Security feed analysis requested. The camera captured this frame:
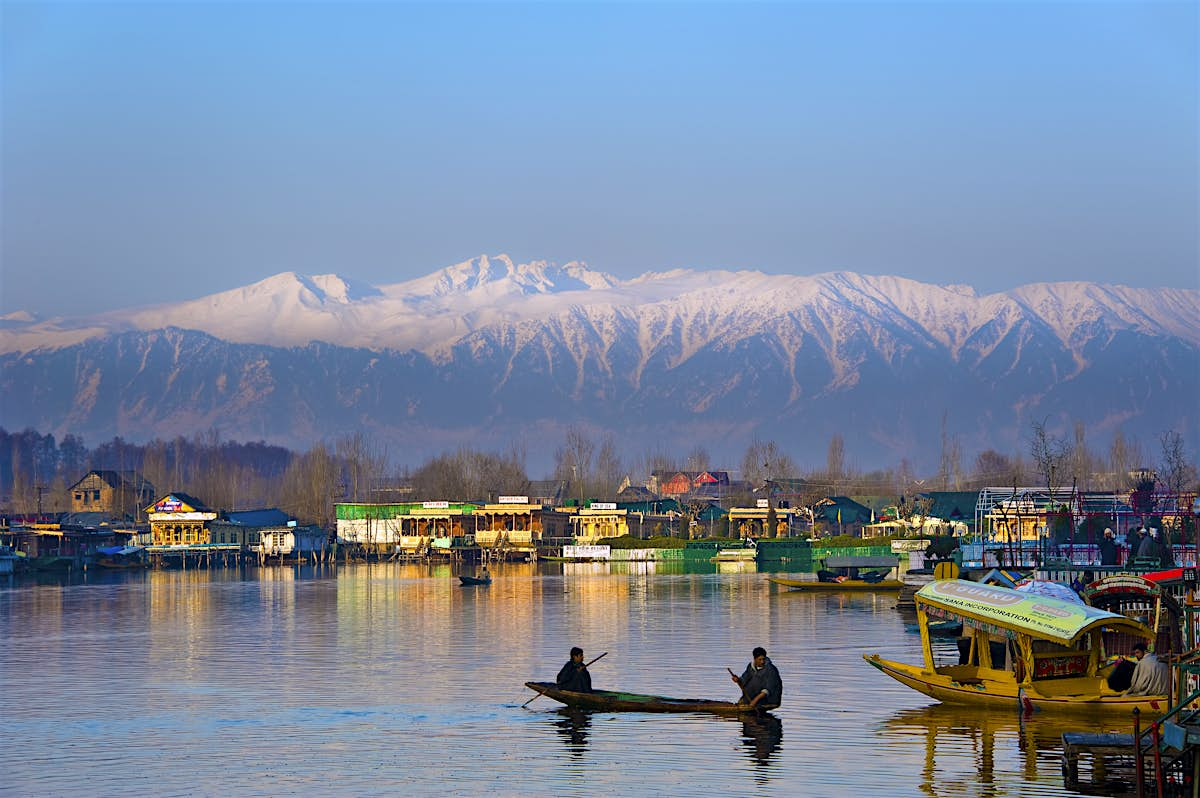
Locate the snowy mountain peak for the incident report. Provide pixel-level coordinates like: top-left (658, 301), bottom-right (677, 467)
top-left (396, 254), bottom-right (617, 299)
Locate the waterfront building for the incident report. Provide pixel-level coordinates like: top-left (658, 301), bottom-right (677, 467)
top-left (540, 502), bottom-right (629, 545)
top-left (617, 499), bottom-right (684, 538)
top-left (147, 493), bottom-right (217, 545)
top-left (335, 501), bottom-right (478, 554)
top-left (473, 497), bottom-right (543, 554)
top-left (728, 503), bottom-right (805, 538)
top-left (69, 470), bottom-right (156, 519)
top-left (258, 523), bottom-right (328, 560)
top-left (208, 508), bottom-right (294, 551)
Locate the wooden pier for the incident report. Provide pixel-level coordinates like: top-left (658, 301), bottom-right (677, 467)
top-left (1062, 732), bottom-right (1136, 790)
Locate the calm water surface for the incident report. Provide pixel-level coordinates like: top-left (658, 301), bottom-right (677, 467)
top-left (1, 563), bottom-right (1133, 797)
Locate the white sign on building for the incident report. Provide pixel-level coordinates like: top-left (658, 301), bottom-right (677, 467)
top-left (423, 501), bottom-right (450, 509)
top-left (591, 502), bottom-right (617, 510)
top-left (499, 496), bottom-right (529, 504)
top-left (563, 545), bottom-right (611, 560)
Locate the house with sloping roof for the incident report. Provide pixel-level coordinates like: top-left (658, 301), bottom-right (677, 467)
top-left (145, 493), bottom-right (217, 546)
top-left (528, 480), bottom-right (569, 506)
top-left (812, 496), bottom-right (873, 537)
top-left (919, 491), bottom-right (980, 534)
top-left (69, 470), bottom-right (156, 519)
top-left (209, 508), bottom-right (295, 550)
top-left (617, 484), bottom-right (656, 501)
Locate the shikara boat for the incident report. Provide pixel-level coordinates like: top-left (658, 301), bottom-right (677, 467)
top-left (524, 682), bottom-right (768, 716)
top-left (769, 576), bottom-right (903, 592)
top-left (864, 579), bottom-right (1169, 715)
top-left (769, 556), bottom-right (902, 591)
top-left (459, 575), bottom-right (492, 586)
top-left (93, 545), bottom-right (149, 570)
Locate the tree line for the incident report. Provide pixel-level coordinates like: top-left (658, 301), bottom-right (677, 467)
top-left (1, 421), bottom-right (1195, 528)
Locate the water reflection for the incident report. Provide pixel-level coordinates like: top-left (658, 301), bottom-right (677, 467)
top-left (880, 704), bottom-right (1133, 798)
top-left (553, 708), bottom-right (592, 756)
top-left (2, 563), bottom-right (1110, 797)
top-left (739, 712), bottom-right (783, 774)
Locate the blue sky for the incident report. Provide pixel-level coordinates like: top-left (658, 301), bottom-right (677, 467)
top-left (2, 1), bottom-right (1197, 317)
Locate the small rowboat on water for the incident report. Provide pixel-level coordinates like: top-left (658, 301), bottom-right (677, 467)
top-left (459, 575), bottom-right (492, 586)
top-left (524, 682), bottom-right (771, 716)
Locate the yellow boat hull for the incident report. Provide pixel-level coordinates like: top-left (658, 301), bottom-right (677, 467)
top-left (769, 576), bottom-right (902, 592)
top-left (863, 654), bottom-right (1169, 715)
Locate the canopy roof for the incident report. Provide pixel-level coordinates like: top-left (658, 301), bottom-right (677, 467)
top-left (823, 555), bottom-right (898, 569)
top-left (916, 579), bottom-right (1151, 647)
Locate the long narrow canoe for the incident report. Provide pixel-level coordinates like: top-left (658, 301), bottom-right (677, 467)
top-left (524, 682), bottom-right (768, 716)
top-left (459, 575), bottom-right (492, 586)
top-left (768, 576), bottom-right (903, 592)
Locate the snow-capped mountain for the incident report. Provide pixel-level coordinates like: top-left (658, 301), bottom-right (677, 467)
top-left (1, 255), bottom-right (1196, 471)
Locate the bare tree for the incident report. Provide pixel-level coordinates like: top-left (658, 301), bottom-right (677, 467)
top-left (971, 449), bottom-right (1013, 489)
top-left (1070, 420), bottom-right (1094, 492)
top-left (336, 432), bottom-right (388, 503)
top-left (1160, 430), bottom-right (1197, 496)
top-left (741, 439), bottom-right (798, 488)
top-left (896, 493), bottom-right (935, 538)
top-left (593, 434), bottom-right (623, 499)
top-left (554, 425), bottom-right (596, 496)
top-left (892, 458), bottom-right (916, 496)
top-left (1029, 420), bottom-right (1073, 496)
top-left (938, 412), bottom-right (963, 490)
top-left (685, 446), bottom-right (710, 474)
top-left (642, 449), bottom-right (679, 475)
top-left (280, 442), bottom-right (338, 527)
top-left (1108, 429), bottom-right (1145, 493)
top-left (826, 434), bottom-right (846, 492)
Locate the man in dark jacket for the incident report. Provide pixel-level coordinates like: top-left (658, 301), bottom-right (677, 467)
top-left (1098, 528), bottom-right (1119, 566)
top-left (731, 646), bottom-right (782, 709)
top-left (556, 646), bottom-right (593, 692)
top-left (1135, 527), bottom-right (1158, 562)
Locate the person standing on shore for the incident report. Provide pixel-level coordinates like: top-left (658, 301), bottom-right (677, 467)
top-left (730, 646), bottom-right (782, 710)
top-left (1099, 528), bottom-right (1119, 566)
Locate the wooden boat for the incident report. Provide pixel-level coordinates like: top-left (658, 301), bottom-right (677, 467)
top-left (459, 575), bottom-right (492, 586)
top-left (864, 579), bottom-right (1169, 715)
top-left (769, 575), bottom-right (903, 592)
top-left (524, 682), bottom-right (768, 716)
top-left (771, 554), bottom-right (902, 591)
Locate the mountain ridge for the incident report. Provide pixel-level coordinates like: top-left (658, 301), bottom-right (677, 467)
top-left (1, 256), bottom-right (1196, 471)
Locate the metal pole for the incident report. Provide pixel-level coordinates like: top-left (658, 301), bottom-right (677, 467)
top-left (1135, 707), bottom-right (1144, 798)
top-left (1152, 722), bottom-right (1164, 798)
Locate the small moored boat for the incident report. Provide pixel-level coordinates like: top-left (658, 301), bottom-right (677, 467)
top-left (768, 576), bottom-right (903, 592)
top-left (524, 682), bottom-right (768, 716)
top-left (769, 555), bottom-right (903, 591)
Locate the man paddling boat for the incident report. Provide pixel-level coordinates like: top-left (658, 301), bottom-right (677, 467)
top-left (730, 646), bottom-right (782, 710)
top-left (557, 646), bottom-right (593, 693)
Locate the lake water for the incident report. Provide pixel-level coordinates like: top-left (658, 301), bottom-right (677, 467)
top-left (1, 562), bottom-right (1135, 797)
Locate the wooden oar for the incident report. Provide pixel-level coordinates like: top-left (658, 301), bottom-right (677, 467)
top-left (728, 666), bottom-right (754, 705)
top-left (522, 651), bottom-right (609, 708)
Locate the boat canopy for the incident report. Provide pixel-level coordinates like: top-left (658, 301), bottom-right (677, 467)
top-left (823, 555), bottom-right (898, 569)
top-left (96, 545), bottom-right (145, 556)
top-left (916, 579), bottom-right (1151, 647)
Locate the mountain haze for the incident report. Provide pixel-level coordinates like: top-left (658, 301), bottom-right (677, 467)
top-left (2, 255), bottom-right (1196, 473)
